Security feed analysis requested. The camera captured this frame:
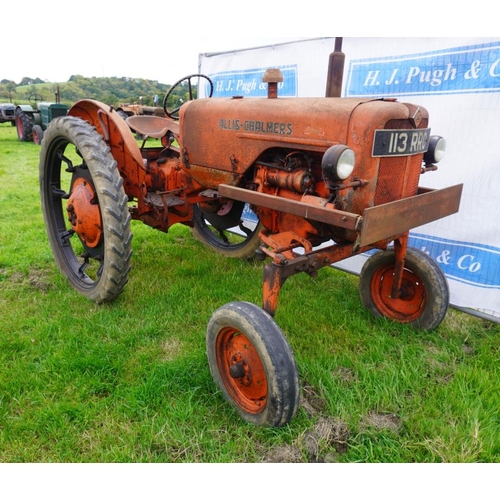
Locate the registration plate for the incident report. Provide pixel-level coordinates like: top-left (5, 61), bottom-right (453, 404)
top-left (372, 128), bottom-right (430, 157)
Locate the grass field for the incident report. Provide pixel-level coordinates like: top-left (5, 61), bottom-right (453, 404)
top-left (0, 121), bottom-right (499, 464)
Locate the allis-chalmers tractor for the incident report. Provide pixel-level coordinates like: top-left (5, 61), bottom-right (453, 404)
top-left (38, 45), bottom-right (463, 427)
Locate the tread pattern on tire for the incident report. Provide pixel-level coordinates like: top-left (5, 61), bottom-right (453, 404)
top-left (40, 116), bottom-right (133, 303)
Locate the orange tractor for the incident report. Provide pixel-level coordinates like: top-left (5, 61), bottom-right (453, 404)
top-left (38, 46), bottom-right (462, 426)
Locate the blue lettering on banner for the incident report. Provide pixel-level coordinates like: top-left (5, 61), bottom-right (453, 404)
top-left (346, 41), bottom-right (500, 97)
top-left (209, 66), bottom-right (298, 98)
top-left (408, 233), bottom-right (500, 289)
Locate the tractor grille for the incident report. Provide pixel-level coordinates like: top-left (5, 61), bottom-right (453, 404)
top-left (374, 154), bottom-right (421, 206)
top-left (373, 118), bottom-right (426, 206)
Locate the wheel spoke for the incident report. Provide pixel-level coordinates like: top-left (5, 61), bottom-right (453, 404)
top-left (239, 222), bottom-right (252, 237)
top-left (217, 229), bottom-right (230, 244)
top-left (57, 150), bottom-right (76, 173)
top-left (51, 186), bottom-right (70, 199)
top-left (60, 228), bottom-right (75, 244)
top-left (78, 255), bottom-right (90, 277)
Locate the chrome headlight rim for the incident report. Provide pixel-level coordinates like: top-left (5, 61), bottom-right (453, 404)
top-left (424, 135), bottom-right (446, 164)
top-left (322, 145), bottom-right (356, 182)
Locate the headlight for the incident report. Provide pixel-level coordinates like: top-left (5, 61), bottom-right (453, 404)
top-left (322, 145), bottom-right (355, 182)
top-left (424, 136), bottom-right (446, 164)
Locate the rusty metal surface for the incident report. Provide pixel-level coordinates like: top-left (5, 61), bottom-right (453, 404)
top-left (218, 184), bottom-right (361, 231)
top-left (65, 89), bottom-right (462, 323)
top-left (69, 100), bottom-right (146, 197)
top-left (126, 115), bottom-right (179, 138)
top-left (359, 184), bottom-right (463, 247)
top-left (325, 38), bottom-right (345, 98)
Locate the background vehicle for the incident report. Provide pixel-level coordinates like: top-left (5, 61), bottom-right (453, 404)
top-left (116, 103), bottom-right (166, 120)
top-left (0, 102), bottom-right (16, 125)
top-left (16, 93), bottom-right (68, 144)
top-left (38, 44), bottom-right (462, 427)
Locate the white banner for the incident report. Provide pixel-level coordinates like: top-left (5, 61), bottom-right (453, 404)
top-left (198, 37), bottom-right (500, 321)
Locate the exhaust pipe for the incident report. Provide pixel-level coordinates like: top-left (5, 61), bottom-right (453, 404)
top-left (325, 37), bottom-right (345, 98)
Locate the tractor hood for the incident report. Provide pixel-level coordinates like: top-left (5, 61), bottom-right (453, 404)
top-left (179, 96), bottom-right (427, 188)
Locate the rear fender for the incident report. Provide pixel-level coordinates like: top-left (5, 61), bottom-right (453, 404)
top-left (69, 99), bottom-right (146, 197)
top-left (16, 104), bottom-right (34, 113)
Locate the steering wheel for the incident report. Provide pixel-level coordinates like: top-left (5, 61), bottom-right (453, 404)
top-left (163, 74), bottom-right (213, 119)
top-left (29, 93), bottom-right (43, 105)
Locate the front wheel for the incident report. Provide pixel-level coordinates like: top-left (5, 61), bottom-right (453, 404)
top-left (32, 124), bottom-right (44, 145)
top-left (206, 302), bottom-right (300, 426)
top-left (359, 247), bottom-right (449, 330)
top-left (39, 116), bottom-right (133, 303)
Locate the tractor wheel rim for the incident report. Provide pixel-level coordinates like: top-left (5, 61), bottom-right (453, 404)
top-left (371, 265), bottom-right (426, 322)
top-left (216, 327), bottom-right (267, 414)
top-left (67, 178), bottom-right (103, 248)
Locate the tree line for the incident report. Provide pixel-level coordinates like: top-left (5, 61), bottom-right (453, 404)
top-left (0, 75), bottom-right (196, 108)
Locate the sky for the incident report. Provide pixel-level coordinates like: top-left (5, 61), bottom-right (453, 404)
top-left (3, 34), bottom-right (312, 85)
top-left (2, 1), bottom-right (492, 85)
top-left (1, 0), bottom-right (321, 84)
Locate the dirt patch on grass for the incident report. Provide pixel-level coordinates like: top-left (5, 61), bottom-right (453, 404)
top-left (360, 410), bottom-right (402, 433)
top-left (333, 365), bottom-right (357, 384)
top-left (161, 337), bottom-right (183, 362)
top-left (1, 268), bottom-right (54, 293)
top-left (261, 416), bottom-right (350, 463)
top-left (260, 383), bottom-right (351, 463)
top-left (300, 383), bottom-right (327, 417)
top-left (27, 268), bottom-right (53, 292)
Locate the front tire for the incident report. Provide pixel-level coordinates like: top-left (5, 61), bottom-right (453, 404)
top-left (39, 116), bottom-right (132, 303)
top-left (33, 124), bottom-right (44, 145)
top-left (359, 247), bottom-right (449, 330)
top-left (206, 302), bottom-right (300, 426)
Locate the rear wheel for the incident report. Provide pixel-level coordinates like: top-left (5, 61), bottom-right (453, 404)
top-left (206, 301), bottom-right (300, 426)
top-left (359, 247), bottom-right (449, 330)
top-left (39, 116), bottom-right (132, 303)
top-left (192, 201), bottom-right (263, 259)
top-left (16, 111), bottom-right (33, 142)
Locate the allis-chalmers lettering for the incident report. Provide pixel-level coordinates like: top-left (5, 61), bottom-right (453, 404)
top-left (219, 118), bottom-right (293, 135)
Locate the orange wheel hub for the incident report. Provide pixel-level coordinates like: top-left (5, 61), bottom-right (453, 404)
top-left (216, 327), bottom-right (267, 414)
top-left (67, 178), bottom-right (103, 248)
top-left (371, 265), bottom-right (426, 322)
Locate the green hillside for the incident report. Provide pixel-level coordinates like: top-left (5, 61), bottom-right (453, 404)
top-left (0, 75), bottom-right (190, 108)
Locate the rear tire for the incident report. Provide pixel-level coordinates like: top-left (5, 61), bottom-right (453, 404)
top-left (206, 301), bottom-right (300, 426)
top-left (16, 111), bottom-right (33, 142)
top-left (192, 201), bottom-right (263, 259)
top-left (39, 116), bottom-right (132, 303)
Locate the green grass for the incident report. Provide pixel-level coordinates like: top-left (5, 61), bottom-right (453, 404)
top-left (0, 122), bottom-right (499, 463)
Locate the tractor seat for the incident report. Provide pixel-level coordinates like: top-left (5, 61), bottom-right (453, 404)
top-left (126, 115), bottom-right (179, 139)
